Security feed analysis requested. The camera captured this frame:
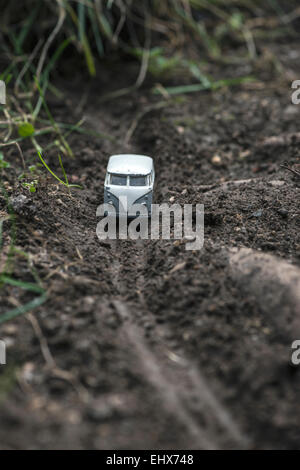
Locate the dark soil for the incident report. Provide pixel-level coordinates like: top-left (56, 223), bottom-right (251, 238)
top-left (0, 41), bottom-right (300, 449)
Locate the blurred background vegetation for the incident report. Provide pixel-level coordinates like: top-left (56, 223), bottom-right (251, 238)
top-left (0, 0), bottom-right (299, 155)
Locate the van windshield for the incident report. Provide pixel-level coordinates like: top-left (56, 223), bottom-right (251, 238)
top-left (110, 174), bottom-right (127, 186)
top-left (130, 175), bottom-right (147, 186)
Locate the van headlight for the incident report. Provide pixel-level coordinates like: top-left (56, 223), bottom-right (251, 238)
top-left (105, 191), bottom-right (119, 209)
top-left (134, 194), bottom-right (149, 205)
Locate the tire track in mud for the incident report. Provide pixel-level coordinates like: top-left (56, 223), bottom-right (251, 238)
top-left (95, 119), bottom-right (252, 448)
top-left (108, 238), bottom-right (250, 449)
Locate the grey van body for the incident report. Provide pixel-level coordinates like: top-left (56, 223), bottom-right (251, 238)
top-left (104, 154), bottom-right (155, 217)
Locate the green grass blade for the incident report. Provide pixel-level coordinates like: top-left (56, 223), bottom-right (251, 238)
top-left (0, 294), bottom-right (47, 325)
top-left (96, 11), bottom-right (113, 39)
top-left (0, 275), bottom-right (44, 293)
top-left (88, 6), bottom-right (104, 58)
top-left (65, 2), bottom-right (96, 77)
top-left (77, 2), bottom-right (86, 43)
top-left (36, 119), bottom-right (115, 141)
top-left (33, 78), bottom-right (49, 120)
top-left (38, 152), bottom-right (66, 185)
top-left (82, 38), bottom-right (97, 77)
top-left (154, 76), bottom-right (255, 95)
top-left (58, 154), bottom-right (69, 186)
top-left (37, 152), bottom-right (65, 185)
top-left (0, 63), bottom-right (14, 82)
top-left (187, 62), bottom-right (212, 87)
top-left (37, 152), bottom-right (82, 189)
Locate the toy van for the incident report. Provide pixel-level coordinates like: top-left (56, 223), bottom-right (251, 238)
top-left (104, 154), bottom-right (155, 217)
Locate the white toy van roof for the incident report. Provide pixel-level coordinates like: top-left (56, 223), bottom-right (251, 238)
top-left (107, 154), bottom-right (153, 175)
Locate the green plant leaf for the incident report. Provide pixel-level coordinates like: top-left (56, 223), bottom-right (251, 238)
top-left (229, 12), bottom-right (244, 30)
top-left (0, 152), bottom-right (10, 169)
top-left (18, 122), bottom-right (35, 138)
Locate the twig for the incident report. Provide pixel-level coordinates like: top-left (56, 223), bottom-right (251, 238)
top-left (15, 40), bottom-right (43, 97)
top-left (27, 312), bottom-right (56, 368)
top-left (15, 142), bottom-right (26, 170)
top-left (135, 9), bottom-right (151, 89)
top-left (36, 0), bottom-right (66, 82)
top-left (124, 101), bottom-right (168, 144)
top-left (112, 0), bottom-right (127, 44)
top-left (3, 109), bottom-right (13, 142)
top-left (27, 312), bottom-right (89, 402)
top-left (280, 162), bottom-right (300, 178)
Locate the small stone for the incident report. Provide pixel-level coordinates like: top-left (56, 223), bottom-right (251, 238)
top-left (84, 296), bottom-right (95, 306)
top-left (9, 194), bottom-right (37, 217)
top-left (176, 126), bottom-right (185, 134)
top-left (76, 339), bottom-right (90, 351)
top-left (277, 208), bottom-right (288, 218)
top-left (240, 150), bottom-right (251, 159)
top-left (261, 136), bottom-right (285, 147)
top-left (1, 324), bottom-right (18, 335)
top-left (211, 155), bottom-right (222, 165)
top-left (10, 194), bottom-right (28, 212)
top-left (67, 410), bottom-right (81, 425)
top-left (269, 180), bottom-right (285, 187)
top-left (183, 331), bottom-right (191, 341)
top-left (70, 175), bottom-right (79, 182)
top-left (252, 209), bottom-right (263, 218)
top-left (21, 362), bottom-right (35, 383)
top-left (262, 327), bottom-right (271, 335)
top-left (86, 401), bottom-right (114, 422)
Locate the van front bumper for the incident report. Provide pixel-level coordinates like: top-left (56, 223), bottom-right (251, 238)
top-left (105, 206), bottom-right (151, 219)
